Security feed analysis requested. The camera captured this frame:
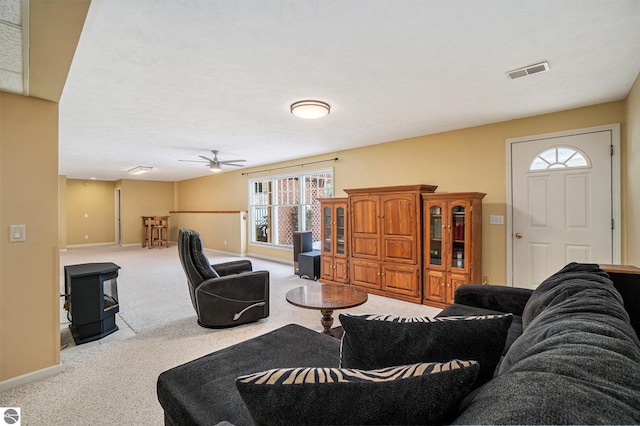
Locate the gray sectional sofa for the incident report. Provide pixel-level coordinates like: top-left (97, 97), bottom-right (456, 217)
top-left (157, 263), bottom-right (640, 425)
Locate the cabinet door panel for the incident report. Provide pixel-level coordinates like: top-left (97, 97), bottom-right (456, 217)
top-left (334, 258), bottom-right (349, 283)
top-left (449, 200), bottom-right (471, 273)
top-left (382, 195), bottom-right (416, 236)
top-left (321, 205), bottom-right (333, 254)
top-left (352, 237), bottom-right (379, 259)
top-left (351, 197), bottom-right (379, 234)
top-left (425, 202), bottom-right (447, 269)
top-left (335, 204), bottom-right (347, 257)
top-left (350, 260), bottom-right (381, 289)
top-left (320, 256), bottom-right (334, 281)
top-left (383, 264), bottom-right (420, 297)
top-left (382, 194), bottom-right (418, 263)
top-left (351, 196), bottom-right (380, 259)
top-left (425, 270), bottom-right (446, 303)
top-left (448, 273), bottom-right (470, 304)
top-left (384, 239), bottom-right (415, 263)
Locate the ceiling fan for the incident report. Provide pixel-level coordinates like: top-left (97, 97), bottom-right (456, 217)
top-left (179, 150), bottom-right (246, 173)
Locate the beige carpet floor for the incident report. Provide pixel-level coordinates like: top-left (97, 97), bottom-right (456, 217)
top-left (0, 244), bottom-right (440, 426)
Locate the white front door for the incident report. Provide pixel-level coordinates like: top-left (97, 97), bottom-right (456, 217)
top-left (507, 125), bottom-right (620, 289)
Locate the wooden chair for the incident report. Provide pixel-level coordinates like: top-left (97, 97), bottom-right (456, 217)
top-left (152, 216), bottom-right (169, 248)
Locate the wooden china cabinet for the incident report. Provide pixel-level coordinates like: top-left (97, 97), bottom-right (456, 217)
top-left (319, 198), bottom-right (349, 284)
top-left (345, 185), bottom-right (437, 303)
top-left (422, 192), bottom-right (485, 307)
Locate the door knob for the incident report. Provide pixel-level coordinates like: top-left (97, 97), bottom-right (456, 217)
top-left (515, 233), bottom-right (523, 239)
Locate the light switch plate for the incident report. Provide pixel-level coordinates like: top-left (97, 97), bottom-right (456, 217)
top-left (489, 215), bottom-right (504, 225)
top-left (10, 225), bottom-right (26, 242)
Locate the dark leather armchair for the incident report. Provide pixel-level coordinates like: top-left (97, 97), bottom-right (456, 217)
top-left (178, 228), bottom-right (270, 328)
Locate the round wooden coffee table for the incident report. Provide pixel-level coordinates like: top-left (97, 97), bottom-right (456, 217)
top-left (286, 283), bottom-right (368, 335)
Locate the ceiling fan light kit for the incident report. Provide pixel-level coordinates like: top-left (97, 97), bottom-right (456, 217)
top-left (290, 100), bottom-right (330, 119)
top-left (128, 166), bottom-right (153, 175)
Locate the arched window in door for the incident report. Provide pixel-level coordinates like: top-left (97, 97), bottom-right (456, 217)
top-left (529, 146), bottom-right (590, 171)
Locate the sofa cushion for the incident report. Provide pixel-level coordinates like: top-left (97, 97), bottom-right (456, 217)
top-left (339, 313), bottom-right (512, 388)
top-left (521, 262), bottom-right (614, 328)
top-left (453, 263), bottom-right (640, 425)
top-left (236, 360), bottom-right (479, 426)
top-left (448, 284), bottom-right (533, 317)
top-left (437, 304), bottom-right (523, 356)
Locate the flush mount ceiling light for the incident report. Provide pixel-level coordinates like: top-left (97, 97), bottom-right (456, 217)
top-left (506, 61), bottom-right (550, 79)
top-left (290, 100), bottom-right (330, 119)
top-left (128, 166), bottom-right (153, 175)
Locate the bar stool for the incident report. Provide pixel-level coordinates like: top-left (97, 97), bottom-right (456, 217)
top-left (152, 216), bottom-right (169, 248)
top-left (144, 216), bottom-right (154, 248)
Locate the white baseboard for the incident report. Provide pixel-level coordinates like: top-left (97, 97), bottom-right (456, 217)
top-left (0, 363), bottom-right (61, 392)
top-left (202, 247), bottom-right (294, 266)
top-left (66, 242), bottom-right (116, 248)
top-left (244, 252), bottom-right (294, 266)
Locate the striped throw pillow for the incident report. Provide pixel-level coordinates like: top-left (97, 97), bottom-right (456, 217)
top-left (236, 360), bottom-right (479, 425)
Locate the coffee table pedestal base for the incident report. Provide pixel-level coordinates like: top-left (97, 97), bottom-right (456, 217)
top-left (320, 309), bottom-right (334, 335)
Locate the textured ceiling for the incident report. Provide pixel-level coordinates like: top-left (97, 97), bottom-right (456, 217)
top-left (51, 1), bottom-right (640, 181)
top-left (0, 0), bottom-right (24, 95)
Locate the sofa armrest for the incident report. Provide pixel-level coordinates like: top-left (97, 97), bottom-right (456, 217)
top-left (211, 260), bottom-right (253, 276)
top-left (453, 284), bottom-right (533, 317)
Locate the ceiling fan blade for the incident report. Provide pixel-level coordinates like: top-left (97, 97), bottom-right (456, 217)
top-left (198, 155), bottom-right (215, 162)
top-left (219, 159), bottom-right (247, 164)
top-left (223, 163), bottom-right (245, 167)
top-left (179, 159), bottom-right (209, 163)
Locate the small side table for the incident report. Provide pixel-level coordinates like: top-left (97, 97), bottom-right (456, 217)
top-left (286, 283), bottom-right (368, 335)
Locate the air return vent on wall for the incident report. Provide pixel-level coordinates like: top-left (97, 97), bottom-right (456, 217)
top-left (506, 61), bottom-right (550, 79)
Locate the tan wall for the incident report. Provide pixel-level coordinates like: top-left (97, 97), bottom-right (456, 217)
top-left (66, 179), bottom-right (116, 245)
top-left (176, 100), bottom-right (629, 282)
top-left (60, 179), bottom-right (174, 247)
top-left (58, 176), bottom-right (67, 248)
top-left (117, 180), bottom-right (175, 245)
top-left (625, 73), bottom-right (640, 266)
top-left (0, 93), bottom-right (60, 381)
top-left (170, 212), bottom-right (247, 254)
top-left (176, 171), bottom-right (248, 211)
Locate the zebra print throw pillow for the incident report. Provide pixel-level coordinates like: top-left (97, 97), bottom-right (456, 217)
top-left (235, 360), bottom-right (479, 426)
top-left (339, 313), bottom-right (513, 388)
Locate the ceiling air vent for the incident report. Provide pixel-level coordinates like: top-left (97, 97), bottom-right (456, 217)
top-left (507, 61), bottom-right (550, 79)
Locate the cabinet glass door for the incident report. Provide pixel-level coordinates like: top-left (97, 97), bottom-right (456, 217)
top-left (323, 206), bottom-right (332, 253)
top-left (336, 206), bottom-right (345, 255)
top-left (429, 205), bottom-right (443, 266)
top-left (451, 205), bottom-right (466, 269)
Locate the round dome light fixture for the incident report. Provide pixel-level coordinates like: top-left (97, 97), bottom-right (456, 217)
top-left (290, 100), bottom-right (330, 119)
